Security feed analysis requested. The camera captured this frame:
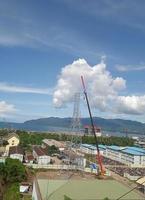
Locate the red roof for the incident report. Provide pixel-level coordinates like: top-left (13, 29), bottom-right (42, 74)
top-left (9, 146), bottom-right (23, 155)
top-left (26, 154), bottom-right (34, 161)
top-left (33, 146), bottom-right (46, 156)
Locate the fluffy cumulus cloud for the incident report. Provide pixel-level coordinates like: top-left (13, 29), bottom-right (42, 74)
top-left (53, 58), bottom-right (145, 116)
top-left (0, 101), bottom-right (16, 115)
top-left (115, 96), bottom-right (145, 115)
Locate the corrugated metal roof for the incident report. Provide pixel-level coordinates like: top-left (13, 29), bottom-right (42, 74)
top-left (121, 148), bottom-right (145, 156)
top-left (81, 144), bottom-right (145, 156)
top-left (98, 144), bottom-right (106, 149)
top-left (127, 147), bottom-right (145, 154)
top-left (81, 144), bottom-right (97, 150)
top-left (107, 145), bottom-right (122, 151)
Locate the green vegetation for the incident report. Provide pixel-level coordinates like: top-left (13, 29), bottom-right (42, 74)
top-left (3, 183), bottom-right (20, 200)
top-left (4, 158), bottom-right (26, 183)
top-left (82, 135), bottom-right (134, 146)
top-left (0, 158), bottom-right (26, 199)
top-left (23, 196), bottom-right (32, 200)
top-left (47, 145), bottom-right (59, 156)
top-left (17, 130), bottom-right (134, 149)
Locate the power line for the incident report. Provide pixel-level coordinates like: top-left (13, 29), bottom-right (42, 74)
top-left (116, 180), bottom-right (145, 200)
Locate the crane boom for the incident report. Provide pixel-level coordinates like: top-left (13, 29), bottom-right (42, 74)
top-left (81, 76), bottom-right (105, 175)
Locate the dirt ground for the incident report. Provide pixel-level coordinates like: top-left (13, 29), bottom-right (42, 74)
top-left (36, 170), bottom-right (97, 180)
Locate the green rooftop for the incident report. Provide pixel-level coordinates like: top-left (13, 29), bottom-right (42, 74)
top-left (37, 179), bottom-right (143, 200)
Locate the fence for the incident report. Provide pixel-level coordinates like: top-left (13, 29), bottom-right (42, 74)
top-left (25, 163), bottom-right (82, 170)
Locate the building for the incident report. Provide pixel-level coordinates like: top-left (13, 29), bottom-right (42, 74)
top-left (25, 154), bottom-right (34, 164)
top-left (135, 138), bottom-right (145, 148)
top-left (9, 146), bottom-right (24, 162)
top-left (136, 176), bottom-right (145, 194)
top-left (84, 125), bottom-right (102, 137)
top-left (42, 139), bottom-right (65, 151)
top-left (33, 146), bottom-right (50, 165)
top-left (80, 144), bottom-right (145, 167)
top-left (32, 177), bottom-right (142, 200)
top-left (1, 133), bottom-right (20, 156)
top-left (80, 144), bottom-right (103, 155)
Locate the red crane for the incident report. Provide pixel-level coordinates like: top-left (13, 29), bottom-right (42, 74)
top-left (81, 76), bottom-right (105, 175)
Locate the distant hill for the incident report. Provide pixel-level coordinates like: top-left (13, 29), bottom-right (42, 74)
top-left (0, 117), bottom-right (145, 135)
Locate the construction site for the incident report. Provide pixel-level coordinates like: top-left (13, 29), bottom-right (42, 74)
top-left (30, 77), bottom-right (145, 200)
top-left (32, 170), bottom-right (144, 200)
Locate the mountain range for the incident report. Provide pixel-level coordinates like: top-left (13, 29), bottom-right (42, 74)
top-left (0, 117), bottom-right (145, 135)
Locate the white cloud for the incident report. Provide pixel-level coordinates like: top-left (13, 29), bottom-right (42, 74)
top-left (53, 58), bottom-right (145, 116)
top-left (115, 96), bottom-right (145, 115)
top-left (0, 101), bottom-right (16, 115)
top-left (0, 83), bottom-right (51, 95)
top-left (53, 58), bottom-right (126, 110)
top-left (116, 64), bottom-right (145, 72)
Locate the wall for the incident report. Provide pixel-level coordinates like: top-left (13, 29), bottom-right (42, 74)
top-left (37, 156), bottom-right (50, 165)
top-left (10, 154), bottom-right (23, 162)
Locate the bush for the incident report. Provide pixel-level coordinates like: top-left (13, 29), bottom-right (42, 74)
top-left (3, 183), bottom-right (20, 200)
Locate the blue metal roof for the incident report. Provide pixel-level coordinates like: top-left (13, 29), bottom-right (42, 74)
top-left (82, 144), bottom-right (106, 150)
top-left (81, 144), bottom-right (96, 150)
top-left (121, 148), bottom-right (145, 156)
top-left (107, 145), bottom-right (122, 151)
top-left (98, 144), bottom-right (106, 149)
top-left (81, 144), bottom-right (145, 156)
top-left (127, 147), bottom-right (145, 154)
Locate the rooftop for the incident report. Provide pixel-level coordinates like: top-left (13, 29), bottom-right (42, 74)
top-left (42, 139), bottom-right (64, 148)
top-left (121, 148), bottom-right (145, 156)
top-left (36, 179), bottom-right (143, 200)
top-left (81, 144), bottom-right (145, 156)
top-left (33, 146), bottom-right (47, 156)
top-left (9, 146), bottom-right (23, 155)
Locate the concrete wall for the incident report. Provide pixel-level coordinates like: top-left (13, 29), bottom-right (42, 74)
top-left (37, 156), bottom-right (50, 165)
top-left (10, 154), bottom-right (23, 162)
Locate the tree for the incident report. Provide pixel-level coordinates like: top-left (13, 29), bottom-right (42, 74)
top-left (3, 183), bottom-right (20, 200)
top-left (48, 145), bottom-right (59, 156)
top-left (5, 158), bottom-right (26, 183)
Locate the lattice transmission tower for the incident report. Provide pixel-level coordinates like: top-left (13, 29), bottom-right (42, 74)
top-left (71, 92), bottom-right (82, 146)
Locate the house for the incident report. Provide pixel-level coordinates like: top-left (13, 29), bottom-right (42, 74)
top-left (2, 132), bottom-right (20, 156)
top-left (33, 146), bottom-right (50, 165)
top-left (9, 146), bottom-right (24, 162)
top-left (25, 154), bottom-right (34, 164)
top-left (0, 132), bottom-right (20, 156)
top-left (42, 139), bottom-right (65, 151)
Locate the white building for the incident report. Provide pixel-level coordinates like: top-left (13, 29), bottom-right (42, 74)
top-left (33, 146), bottom-right (50, 165)
top-left (84, 126), bottom-right (102, 137)
top-left (9, 146), bottom-right (23, 162)
top-left (42, 139), bottom-right (65, 151)
top-left (0, 132), bottom-right (20, 157)
top-left (80, 144), bottom-right (103, 155)
top-left (80, 144), bottom-right (145, 167)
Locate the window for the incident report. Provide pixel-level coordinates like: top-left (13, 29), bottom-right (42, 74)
top-left (12, 140), bottom-right (15, 145)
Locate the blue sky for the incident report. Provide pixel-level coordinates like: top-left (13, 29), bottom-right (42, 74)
top-left (1, 0), bottom-right (145, 122)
